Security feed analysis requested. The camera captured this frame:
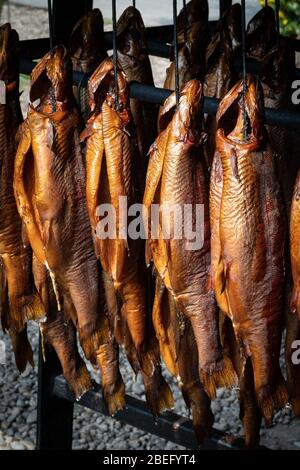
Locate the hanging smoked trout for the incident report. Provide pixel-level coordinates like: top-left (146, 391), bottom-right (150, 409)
top-left (210, 76), bottom-right (288, 441)
top-left (144, 79), bottom-right (236, 400)
top-left (153, 275), bottom-right (214, 442)
top-left (204, 3), bottom-right (241, 165)
top-left (14, 45), bottom-right (108, 362)
top-left (289, 172), bottom-right (300, 418)
top-left (116, 6), bottom-right (157, 181)
top-left (0, 23), bottom-right (44, 372)
top-left (82, 58), bottom-right (173, 417)
top-left (70, 8), bottom-right (107, 119)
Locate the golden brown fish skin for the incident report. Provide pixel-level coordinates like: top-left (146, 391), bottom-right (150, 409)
top-left (153, 275), bottom-right (214, 443)
top-left (210, 149), bottom-right (263, 447)
top-left (145, 80), bottom-right (236, 399)
top-left (213, 76), bottom-right (287, 421)
top-left (0, 23), bottom-right (44, 371)
top-left (246, 6), bottom-right (296, 214)
top-left (204, 4), bottom-right (241, 165)
top-left (116, 6), bottom-right (157, 177)
top-left (14, 46), bottom-right (107, 360)
top-left (83, 58), bottom-right (173, 417)
top-left (70, 8), bottom-right (107, 118)
top-left (32, 254), bottom-right (92, 399)
top-left (289, 171), bottom-right (300, 416)
top-left (290, 173), bottom-right (300, 321)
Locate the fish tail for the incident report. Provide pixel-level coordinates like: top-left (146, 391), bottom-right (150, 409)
top-left (10, 290), bottom-right (45, 331)
top-left (71, 361), bottom-right (92, 400)
top-left (102, 377), bottom-right (126, 416)
top-left (79, 323), bottom-right (110, 360)
top-left (181, 382), bottom-right (214, 444)
top-left (142, 364), bottom-right (174, 417)
top-left (257, 372), bottom-right (288, 423)
top-left (200, 356), bottom-right (238, 399)
top-left (291, 397), bottom-right (300, 418)
top-left (10, 327), bottom-right (34, 373)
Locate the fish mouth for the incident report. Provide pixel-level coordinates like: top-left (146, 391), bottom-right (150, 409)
top-left (88, 57), bottom-right (127, 112)
top-left (216, 74), bottom-right (265, 143)
top-left (30, 45), bottom-right (72, 104)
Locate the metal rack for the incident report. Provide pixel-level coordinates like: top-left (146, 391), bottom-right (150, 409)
top-left (16, 0), bottom-right (299, 450)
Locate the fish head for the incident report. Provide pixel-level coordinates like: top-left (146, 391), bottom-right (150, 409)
top-left (246, 6), bottom-right (277, 60)
top-left (216, 74), bottom-right (265, 144)
top-left (177, 0), bottom-right (209, 32)
top-left (30, 45), bottom-right (73, 104)
top-left (117, 6), bottom-right (147, 59)
top-left (177, 79), bottom-right (204, 145)
top-left (224, 3), bottom-right (242, 50)
top-left (88, 57), bottom-right (129, 124)
top-left (70, 8), bottom-right (104, 59)
top-left (0, 23), bottom-right (19, 85)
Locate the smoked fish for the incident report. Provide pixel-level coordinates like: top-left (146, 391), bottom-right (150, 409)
top-left (70, 8), bottom-right (107, 119)
top-left (144, 79), bottom-right (236, 399)
top-left (117, 6), bottom-right (157, 179)
top-left (32, 253), bottom-right (92, 399)
top-left (0, 23), bottom-right (44, 372)
top-left (153, 275), bottom-right (214, 442)
top-left (204, 3), bottom-right (241, 165)
top-left (82, 58), bottom-right (173, 416)
top-left (247, 6), bottom-right (300, 420)
top-left (210, 76), bottom-right (288, 429)
top-left (289, 171), bottom-right (300, 417)
top-left (14, 45), bottom-right (107, 361)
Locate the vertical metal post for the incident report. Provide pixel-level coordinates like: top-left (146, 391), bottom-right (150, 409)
top-left (36, 335), bottom-right (74, 450)
top-left (219, 0), bottom-right (232, 18)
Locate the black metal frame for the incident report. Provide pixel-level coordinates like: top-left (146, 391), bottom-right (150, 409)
top-left (14, 0), bottom-right (298, 450)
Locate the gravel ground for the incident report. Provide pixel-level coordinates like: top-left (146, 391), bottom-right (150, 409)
top-left (0, 3), bottom-right (299, 451)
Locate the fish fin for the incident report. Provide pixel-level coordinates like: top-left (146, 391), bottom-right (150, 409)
top-left (96, 339), bottom-right (126, 415)
top-left (181, 381), bottom-right (214, 444)
top-left (256, 372), bottom-right (288, 424)
top-left (102, 380), bottom-right (126, 416)
top-left (200, 356), bottom-right (238, 399)
top-left (141, 365), bottom-right (174, 417)
top-left (10, 327), bottom-right (34, 373)
top-left (9, 290), bottom-right (45, 330)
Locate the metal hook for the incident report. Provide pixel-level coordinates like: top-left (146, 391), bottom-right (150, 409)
top-left (47, 0), bottom-right (56, 113)
top-left (112, 0), bottom-right (119, 110)
top-left (241, 0), bottom-right (247, 140)
top-left (173, 0), bottom-right (179, 107)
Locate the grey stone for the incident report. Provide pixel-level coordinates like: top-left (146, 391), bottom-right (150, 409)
top-left (11, 441), bottom-right (26, 450)
top-left (7, 407), bottom-right (20, 424)
top-left (26, 410), bottom-right (37, 424)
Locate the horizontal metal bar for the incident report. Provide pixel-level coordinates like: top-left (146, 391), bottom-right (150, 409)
top-left (19, 58), bottom-right (300, 130)
top-left (19, 35), bottom-right (300, 80)
top-left (52, 374), bottom-right (247, 450)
